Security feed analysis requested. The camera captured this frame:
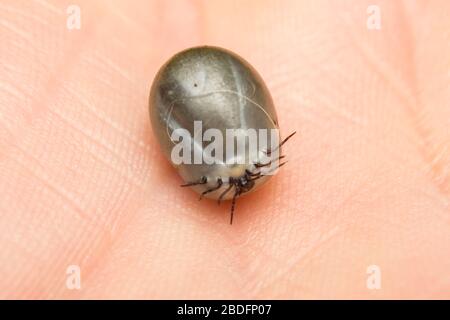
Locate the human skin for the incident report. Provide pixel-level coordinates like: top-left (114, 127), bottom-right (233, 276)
top-left (0, 0), bottom-right (449, 299)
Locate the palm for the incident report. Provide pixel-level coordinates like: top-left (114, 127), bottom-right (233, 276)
top-left (0, 0), bottom-right (449, 298)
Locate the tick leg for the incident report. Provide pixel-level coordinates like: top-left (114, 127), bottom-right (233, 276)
top-left (199, 178), bottom-right (223, 200)
top-left (230, 186), bottom-right (241, 225)
top-left (217, 184), bottom-right (233, 205)
top-left (245, 169), bottom-right (261, 177)
top-left (265, 161), bottom-right (288, 175)
top-left (250, 161), bottom-right (289, 181)
top-left (249, 175), bottom-right (263, 181)
top-left (265, 131), bottom-right (296, 155)
top-left (180, 176), bottom-right (207, 187)
top-left (255, 155), bottom-right (285, 168)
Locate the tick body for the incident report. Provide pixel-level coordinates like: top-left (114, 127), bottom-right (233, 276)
top-left (149, 46), bottom-right (294, 224)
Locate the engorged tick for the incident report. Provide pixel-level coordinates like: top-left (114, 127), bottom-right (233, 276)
top-left (149, 46), bottom-right (295, 224)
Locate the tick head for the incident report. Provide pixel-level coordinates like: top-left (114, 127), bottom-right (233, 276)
top-left (228, 169), bottom-right (256, 195)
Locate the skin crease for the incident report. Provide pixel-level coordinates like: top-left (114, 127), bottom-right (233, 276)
top-left (0, 0), bottom-right (449, 299)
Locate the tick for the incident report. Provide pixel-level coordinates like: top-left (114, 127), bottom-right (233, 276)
top-left (149, 46), bottom-right (295, 224)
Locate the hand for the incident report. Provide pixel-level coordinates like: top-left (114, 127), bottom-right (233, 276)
top-left (0, 0), bottom-right (449, 298)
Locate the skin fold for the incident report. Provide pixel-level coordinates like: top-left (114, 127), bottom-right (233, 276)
top-left (0, 0), bottom-right (449, 299)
